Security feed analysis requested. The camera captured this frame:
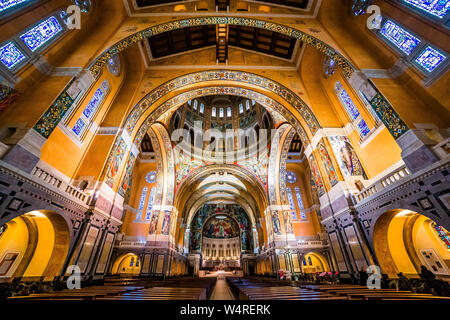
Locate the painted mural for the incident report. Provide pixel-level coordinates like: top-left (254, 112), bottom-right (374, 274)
top-left (308, 154), bottom-right (325, 197)
top-left (203, 216), bottom-right (240, 239)
top-left (189, 204), bottom-right (251, 252)
top-left (317, 142), bottom-right (339, 187)
top-left (272, 210), bottom-right (282, 235)
top-left (118, 152), bottom-right (136, 197)
top-left (328, 136), bottom-right (367, 178)
top-left (161, 210), bottom-right (171, 235)
top-left (105, 137), bottom-right (127, 187)
top-left (148, 211), bottom-right (159, 235)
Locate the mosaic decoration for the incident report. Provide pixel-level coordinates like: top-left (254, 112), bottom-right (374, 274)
top-left (145, 171), bottom-right (157, 184)
top-left (295, 187), bottom-right (307, 220)
top-left (161, 210), bottom-right (171, 235)
top-left (107, 54), bottom-right (121, 76)
top-left (414, 46), bottom-right (447, 73)
top-left (145, 187), bottom-right (156, 220)
top-left (20, 16), bottom-right (63, 52)
top-left (82, 80), bottom-right (109, 119)
top-left (0, 42), bottom-right (26, 69)
top-left (284, 211), bottom-right (294, 233)
top-left (88, 17), bottom-right (355, 79)
top-left (369, 92), bottom-right (408, 138)
top-left (135, 187), bottom-right (148, 220)
top-left (286, 171), bottom-right (297, 184)
top-left (379, 19), bottom-right (421, 55)
top-left (148, 210), bottom-right (159, 234)
top-left (271, 210), bottom-right (282, 235)
top-left (123, 72), bottom-right (318, 141)
top-left (0, 0), bottom-right (30, 12)
top-left (238, 154), bottom-right (268, 186)
top-left (268, 124), bottom-right (290, 205)
top-left (432, 223), bottom-right (450, 249)
top-left (328, 136), bottom-right (367, 178)
top-left (72, 118), bottom-right (86, 136)
top-left (402, 0), bottom-right (450, 19)
top-left (278, 127), bottom-right (296, 207)
top-left (286, 187), bottom-right (297, 220)
top-left (239, 110), bottom-right (257, 128)
top-left (105, 137), bottom-right (127, 187)
top-left (352, 0), bottom-right (373, 15)
top-left (308, 154), bottom-right (325, 197)
top-left (118, 152), bottom-right (136, 197)
top-left (0, 82), bottom-right (18, 112)
top-left (317, 142), bottom-right (339, 187)
top-left (190, 204), bottom-right (251, 252)
top-left (203, 216), bottom-right (240, 239)
top-left (33, 79), bottom-right (76, 139)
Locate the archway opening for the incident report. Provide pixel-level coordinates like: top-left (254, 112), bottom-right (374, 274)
top-left (111, 253), bottom-right (142, 276)
top-left (301, 252), bottom-right (330, 274)
top-left (0, 211), bottom-right (70, 281)
top-left (373, 209), bottom-right (450, 279)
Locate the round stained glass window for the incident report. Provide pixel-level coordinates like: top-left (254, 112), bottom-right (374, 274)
top-left (145, 171), bottom-right (157, 183)
top-left (107, 54), bottom-right (121, 76)
top-left (286, 171), bottom-right (296, 184)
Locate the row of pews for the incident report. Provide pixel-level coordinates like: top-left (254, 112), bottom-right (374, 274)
top-left (227, 277), bottom-right (450, 301)
top-left (8, 277), bottom-right (216, 301)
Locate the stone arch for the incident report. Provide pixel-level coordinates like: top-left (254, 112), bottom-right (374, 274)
top-left (0, 210), bottom-right (71, 281)
top-left (88, 17), bottom-right (355, 79)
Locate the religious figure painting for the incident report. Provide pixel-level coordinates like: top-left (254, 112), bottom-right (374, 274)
top-left (202, 216), bottom-right (240, 239)
top-left (105, 137), bottom-right (127, 187)
top-left (272, 210), bottom-right (282, 235)
top-left (317, 142), bottom-right (339, 187)
top-left (328, 136), bottom-right (367, 179)
top-left (161, 211), bottom-right (171, 235)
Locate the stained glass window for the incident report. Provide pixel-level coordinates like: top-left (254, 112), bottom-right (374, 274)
top-left (227, 107), bottom-right (232, 117)
top-left (336, 81), bottom-right (371, 139)
top-left (252, 100), bottom-right (256, 106)
top-left (193, 100), bottom-right (198, 110)
top-left (308, 256), bottom-right (312, 265)
top-left (415, 46), bottom-right (447, 72)
top-left (200, 103), bottom-right (204, 114)
top-left (82, 80), bottom-right (109, 119)
top-left (0, 41), bottom-right (26, 69)
top-left (432, 223), bottom-right (450, 249)
top-left (145, 171), bottom-right (157, 183)
top-left (130, 257), bottom-right (135, 267)
top-left (246, 100), bottom-right (250, 110)
top-left (286, 187), bottom-right (297, 220)
top-left (136, 187), bottom-right (148, 220)
top-left (286, 171), bottom-right (297, 184)
top-left (379, 19), bottom-right (421, 55)
top-left (295, 187), bottom-right (307, 220)
top-left (336, 82), bottom-right (360, 120)
top-left (358, 119), bottom-right (371, 137)
top-left (219, 108), bottom-right (224, 118)
top-left (72, 119), bottom-right (86, 136)
top-left (0, 0), bottom-right (30, 12)
top-left (145, 187), bottom-right (156, 220)
top-left (239, 104), bottom-right (244, 114)
top-left (402, 0), bottom-right (450, 19)
top-left (20, 16), bottom-right (64, 52)
top-left (212, 107), bottom-right (216, 117)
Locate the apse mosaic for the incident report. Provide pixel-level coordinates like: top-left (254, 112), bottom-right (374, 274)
top-left (202, 216), bottom-right (240, 239)
top-left (328, 136), bottom-right (367, 178)
top-left (190, 204), bottom-right (251, 252)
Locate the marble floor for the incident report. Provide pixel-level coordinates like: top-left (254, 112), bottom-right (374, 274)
top-left (209, 272), bottom-right (235, 300)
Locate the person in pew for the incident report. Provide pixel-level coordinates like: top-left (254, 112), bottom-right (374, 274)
top-left (397, 273), bottom-right (414, 292)
top-left (359, 268), bottom-right (368, 286)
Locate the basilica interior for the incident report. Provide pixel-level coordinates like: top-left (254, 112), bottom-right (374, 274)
top-left (0, 0), bottom-right (449, 302)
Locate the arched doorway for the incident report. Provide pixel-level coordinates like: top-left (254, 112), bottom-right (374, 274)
top-left (111, 253), bottom-right (142, 276)
top-left (373, 209), bottom-right (450, 278)
top-left (301, 252), bottom-right (330, 274)
top-left (0, 211), bottom-right (70, 281)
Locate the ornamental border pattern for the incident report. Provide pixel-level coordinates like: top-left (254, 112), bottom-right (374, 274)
top-left (123, 71), bottom-right (319, 141)
top-left (88, 17), bottom-right (355, 79)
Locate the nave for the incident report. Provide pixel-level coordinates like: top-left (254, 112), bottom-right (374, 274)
top-left (6, 275), bottom-right (450, 301)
